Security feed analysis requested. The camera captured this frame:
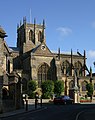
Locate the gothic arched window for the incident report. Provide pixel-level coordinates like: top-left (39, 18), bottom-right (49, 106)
top-left (61, 60), bottom-right (71, 75)
top-left (38, 31), bottom-right (42, 42)
top-left (69, 80), bottom-right (74, 89)
top-left (38, 63), bottom-right (51, 86)
top-left (81, 81), bottom-right (87, 91)
top-left (74, 61), bottom-right (82, 76)
top-left (29, 30), bottom-right (34, 43)
top-left (8, 60), bottom-right (10, 73)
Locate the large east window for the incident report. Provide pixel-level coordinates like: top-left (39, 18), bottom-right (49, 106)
top-left (38, 63), bottom-right (51, 86)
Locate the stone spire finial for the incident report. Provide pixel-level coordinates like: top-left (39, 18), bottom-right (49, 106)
top-left (42, 19), bottom-right (45, 41)
top-left (71, 49), bottom-right (73, 75)
top-left (33, 18), bottom-right (36, 44)
top-left (58, 47), bottom-right (60, 60)
top-left (84, 50), bottom-right (86, 76)
top-left (90, 66), bottom-right (92, 78)
top-left (34, 18), bottom-right (36, 25)
top-left (20, 20), bottom-right (22, 26)
top-left (84, 50), bottom-right (86, 57)
top-left (17, 23), bottom-right (19, 29)
top-left (23, 16), bottom-right (26, 24)
top-left (43, 19), bottom-right (45, 28)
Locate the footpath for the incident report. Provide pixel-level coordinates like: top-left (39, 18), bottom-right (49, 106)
top-left (0, 99), bottom-right (50, 119)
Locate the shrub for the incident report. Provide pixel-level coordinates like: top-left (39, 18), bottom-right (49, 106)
top-left (28, 80), bottom-right (37, 98)
top-left (28, 91), bottom-right (35, 99)
top-left (28, 80), bottom-right (37, 91)
top-left (41, 80), bottom-right (54, 99)
top-left (86, 83), bottom-right (93, 98)
top-left (54, 80), bottom-right (64, 96)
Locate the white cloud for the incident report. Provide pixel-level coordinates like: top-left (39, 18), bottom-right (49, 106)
top-left (92, 21), bottom-right (95, 28)
top-left (88, 50), bottom-right (95, 58)
top-left (57, 27), bottom-right (72, 37)
top-left (87, 50), bottom-right (95, 72)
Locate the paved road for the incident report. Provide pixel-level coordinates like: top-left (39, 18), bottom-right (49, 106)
top-left (1, 103), bottom-right (95, 120)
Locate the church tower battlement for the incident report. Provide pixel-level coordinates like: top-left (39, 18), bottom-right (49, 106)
top-left (17, 17), bottom-right (46, 54)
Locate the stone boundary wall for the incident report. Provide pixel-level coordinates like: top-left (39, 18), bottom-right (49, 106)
top-left (2, 100), bottom-right (15, 112)
top-left (23, 99), bottom-right (51, 105)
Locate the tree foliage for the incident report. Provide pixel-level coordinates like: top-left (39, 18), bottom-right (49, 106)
top-left (41, 80), bottom-right (54, 99)
top-left (86, 83), bottom-right (93, 98)
top-left (54, 80), bottom-right (64, 96)
top-left (28, 80), bottom-right (37, 98)
top-left (28, 80), bottom-right (37, 91)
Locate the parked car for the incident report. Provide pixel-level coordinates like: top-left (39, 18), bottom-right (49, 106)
top-left (53, 95), bottom-right (74, 105)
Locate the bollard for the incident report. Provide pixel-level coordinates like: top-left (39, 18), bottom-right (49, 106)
top-left (35, 99), bottom-right (38, 109)
top-left (40, 97), bottom-right (42, 107)
top-left (24, 94), bottom-right (28, 111)
top-left (35, 92), bottom-right (38, 109)
top-left (25, 99), bottom-right (28, 111)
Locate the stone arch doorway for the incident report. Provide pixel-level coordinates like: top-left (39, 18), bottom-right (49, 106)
top-left (2, 87), bottom-right (9, 99)
top-left (69, 80), bottom-right (74, 99)
top-left (37, 62), bottom-right (51, 86)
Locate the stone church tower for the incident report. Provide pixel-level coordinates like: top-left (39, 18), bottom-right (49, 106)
top-left (17, 18), bottom-right (46, 55)
top-left (15, 18), bottom-right (56, 91)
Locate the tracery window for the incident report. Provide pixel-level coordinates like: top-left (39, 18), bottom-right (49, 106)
top-left (38, 63), bottom-right (51, 86)
top-left (29, 30), bottom-right (34, 43)
top-left (69, 80), bottom-right (74, 89)
top-left (61, 60), bottom-right (71, 75)
top-left (38, 31), bottom-right (42, 42)
top-left (74, 61), bottom-right (82, 76)
top-left (81, 81), bottom-right (87, 91)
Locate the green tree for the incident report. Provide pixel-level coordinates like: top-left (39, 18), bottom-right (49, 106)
top-left (28, 80), bottom-right (37, 98)
top-left (54, 80), bottom-right (64, 96)
top-left (86, 83), bottom-right (93, 99)
top-left (41, 80), bottom-right (54, 99)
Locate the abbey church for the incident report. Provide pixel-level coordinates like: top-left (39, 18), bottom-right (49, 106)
top-left (0, 17), bottom-right (95, 112)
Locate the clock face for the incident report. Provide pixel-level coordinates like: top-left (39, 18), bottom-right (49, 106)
top-left (41, 45), bottom-right (46, 50)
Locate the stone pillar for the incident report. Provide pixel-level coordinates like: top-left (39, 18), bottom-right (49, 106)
top-left (73, 69), bottom-right (79, 103)
top-left (0, 76), bottom-right (3, 113)
top-left (74, 91), bottom-right (79, 103)
top-left (56, 60), bottom-right (62, 80)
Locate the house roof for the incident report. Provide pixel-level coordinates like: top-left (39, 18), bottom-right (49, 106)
top-left (9, 47), bottom-right (19, 53)
top-left (30, 42), bottom-right (53, 56)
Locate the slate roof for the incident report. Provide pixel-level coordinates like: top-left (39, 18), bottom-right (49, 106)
top-left (9, 47), bottom-right (19, 52)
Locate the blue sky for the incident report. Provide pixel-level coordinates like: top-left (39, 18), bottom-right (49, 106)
top-left (0, 0), bottom-right (95, 72)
